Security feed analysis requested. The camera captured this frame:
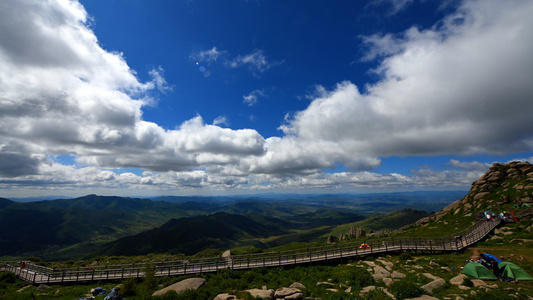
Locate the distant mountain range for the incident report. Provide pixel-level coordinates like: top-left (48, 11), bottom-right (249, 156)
top-left (0, 191), bottom-right (463, 259)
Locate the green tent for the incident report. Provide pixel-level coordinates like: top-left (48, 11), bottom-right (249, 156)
top-left (462, 262), bottom-right (498, 280)
top-left (499, 262), bottom-right (533, 281)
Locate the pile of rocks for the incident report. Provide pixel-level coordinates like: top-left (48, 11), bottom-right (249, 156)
top-left (416, 161), bottom-right (533, 226)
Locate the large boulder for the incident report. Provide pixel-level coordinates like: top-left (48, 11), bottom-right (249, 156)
top-left (245, 288), bottom-right (274, 300)
top-left (152, 278), bottom-right (205, 296)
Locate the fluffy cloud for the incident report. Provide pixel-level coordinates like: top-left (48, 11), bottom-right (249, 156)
top-left (281, 0), bottom-right (533, 165)
top-left (1, 0), bottom-right (532, 195)
top-left (0, 1), bottom-right (266, 180)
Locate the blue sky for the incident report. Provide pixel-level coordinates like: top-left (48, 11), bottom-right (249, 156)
top-left (1, 0), bottom-right (533, 197)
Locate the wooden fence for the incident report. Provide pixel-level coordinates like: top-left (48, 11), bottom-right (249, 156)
top-left (2, 207), bottom-right (531, 284)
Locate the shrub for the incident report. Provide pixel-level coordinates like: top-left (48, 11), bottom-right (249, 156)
top-left (399, 252), bottom-right (412, 261)
top-left (347, 267), bottom-right (374, 288)
top-left (0, 272), bottom-right (18, 284)
top-left (121, 277), bottom-right (137, 297)
top-left (143, 262), bottom-right (156, 290)
top-left (389, 279), bottom-right (425, 300)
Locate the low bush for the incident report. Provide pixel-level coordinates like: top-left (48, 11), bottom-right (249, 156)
top-left (346, 267), bottom-right (374, 288)
top-left (399, 252), bottom-right (412, 261)
top-left (389, 279), bottom-right (425, 300)
top-left (121, 277), bottom-right (137, 297)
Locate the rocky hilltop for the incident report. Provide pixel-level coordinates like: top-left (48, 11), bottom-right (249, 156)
top-left (417, 161), bottom-right (533, 225)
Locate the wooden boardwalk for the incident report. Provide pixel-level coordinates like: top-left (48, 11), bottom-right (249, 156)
top-left (2, 208), bottom-right (531, 284)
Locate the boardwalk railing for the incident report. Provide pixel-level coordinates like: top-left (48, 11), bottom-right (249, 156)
top-left (3, 207), bottom-right (531, 284)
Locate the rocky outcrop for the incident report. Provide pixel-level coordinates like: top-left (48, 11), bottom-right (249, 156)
top-left (420, 161), bottom-right (533, 223)
top-left (339, 226), bottom-right (365, 241)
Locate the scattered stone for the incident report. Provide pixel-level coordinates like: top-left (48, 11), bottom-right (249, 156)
top-left (326, 288), bottom-right (339, 293)
top-left (152, 277), bottom-right (205, 296)
top-left (345, 286), bottom-right (352, 293)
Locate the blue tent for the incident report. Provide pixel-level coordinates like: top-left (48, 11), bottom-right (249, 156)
top-left (483, 253), bottom-right (502, 264)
